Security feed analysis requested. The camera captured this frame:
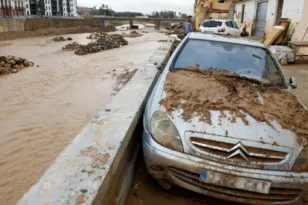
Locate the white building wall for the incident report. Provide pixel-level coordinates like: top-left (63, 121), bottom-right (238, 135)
top-left (62, 0), bottom-right (77, 16)
top-left (234, 0), bottom-right (305, 36)
top-left (234, 0), bottom-right (256, 35)
top-left (281, 0), bottom-right (304, 33)
top-left (25, 0), bottom-right (30, 15)
top-left (45, 0), bottom-right (52, 16)
top-left (22, 0), bottom-right (77, 16)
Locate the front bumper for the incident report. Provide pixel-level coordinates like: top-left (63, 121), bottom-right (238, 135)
top-left (143, 131), bottom-right (308, 205)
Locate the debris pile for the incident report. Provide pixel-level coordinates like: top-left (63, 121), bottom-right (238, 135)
top-left (0, 55), bottom-right (34, 75)
top-left (87, 32), bottom-right (106, 40)
top-left (62, 42), bottom-right (82, 51)
top-left (160, 66), bottom-right (308, 145)
top-left (123, 31), bottom-right (143, 38)
top-left (52, 36), bottom-right (73, 42)
top-left (63, 33), bottom-right (128, 55)
top-left (263, 18), bottom-right (290, 47)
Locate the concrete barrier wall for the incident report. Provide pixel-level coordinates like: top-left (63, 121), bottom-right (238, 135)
top-left (0, 19), bottom-right (25, 32)
top-left (24, 18), bottom-right (104, 31)
top-left (0, 18), bottom-right (103, 32)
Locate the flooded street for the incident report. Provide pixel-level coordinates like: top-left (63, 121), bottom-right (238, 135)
top-left (0, 31), bottom-right (166, 205)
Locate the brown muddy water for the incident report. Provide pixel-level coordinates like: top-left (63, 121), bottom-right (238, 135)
top-left (0, 31), bottom-right (166, 205)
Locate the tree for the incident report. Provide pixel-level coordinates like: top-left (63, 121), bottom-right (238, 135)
top-left (37, 0), bottom-right (45, 16)
top-left (102, 4), bottom-right (105, 9)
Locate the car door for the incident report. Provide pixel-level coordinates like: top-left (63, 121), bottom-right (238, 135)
top-left (210, 21), bottom-right (223, 34)
top-left (200, 20), bottom-right (211, 32)
top-left (225, 21), bottom-right (234, 35)
top-left (225, 21), bottom-right (241, 36)
top-left (231, 21), bottom-right (242, 37)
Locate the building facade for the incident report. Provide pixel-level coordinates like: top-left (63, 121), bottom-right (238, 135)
top-left (0, 0), bottom-right (25, 16)
top-left (233, 0), bottom-right (305, 37)
top-left (194, 0), bottom-right (233, 30)
top-left (24, 0), bottom-right (77, 16)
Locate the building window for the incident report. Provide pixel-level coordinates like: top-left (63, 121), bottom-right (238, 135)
top-left (218, 0), bottom-right (226, 3)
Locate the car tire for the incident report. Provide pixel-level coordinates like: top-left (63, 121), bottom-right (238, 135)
top-left (240, 33), bottom-right (244, 37)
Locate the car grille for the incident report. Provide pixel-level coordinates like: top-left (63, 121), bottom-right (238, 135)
top-left (169, 167), bottom-right (303, 203)
top-left (190, 137), bottom-right (287, 164)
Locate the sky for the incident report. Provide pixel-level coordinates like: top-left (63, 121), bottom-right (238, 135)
top-left (77, 0), bottom-right (195, 15)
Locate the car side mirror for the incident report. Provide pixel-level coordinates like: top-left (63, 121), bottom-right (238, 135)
top-left (289, 77), bottom-right (297, 89)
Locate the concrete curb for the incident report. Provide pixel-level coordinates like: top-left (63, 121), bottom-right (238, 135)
top-left (18, 41), bottom-right (174, 205)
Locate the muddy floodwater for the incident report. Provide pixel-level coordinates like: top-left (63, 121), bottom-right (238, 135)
top-left (0, 31), bottom-right (166, 205)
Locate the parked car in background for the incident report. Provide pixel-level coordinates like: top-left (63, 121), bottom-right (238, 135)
top-left (199, 19), bottom-right (243, 37)
top-left (143, 33), bottom-right (308, 205)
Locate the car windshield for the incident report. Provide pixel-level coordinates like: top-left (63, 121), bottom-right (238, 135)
top-left (173, 39), bottom-right (285, 86)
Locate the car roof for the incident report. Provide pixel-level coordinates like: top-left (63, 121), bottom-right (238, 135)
top-left (188, 33), bottom-right (267, 49)
top-left (203, 19), bottom-right (231, 22)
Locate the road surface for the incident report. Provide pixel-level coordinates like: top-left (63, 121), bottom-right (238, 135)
top-left (0, 30), bottom-right (167, 205)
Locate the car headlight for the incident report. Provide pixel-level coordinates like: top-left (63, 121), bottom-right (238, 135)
top-left (150, 111), bottom-right (183, 152)
top-left (292, 148), bottom-right (308, 172)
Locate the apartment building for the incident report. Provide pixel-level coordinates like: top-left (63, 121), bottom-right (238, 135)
top-left (194, 0), bottom-right (233, 30)
top-left (24, 0), bottom-right (77, 16)
top-left (0, 0), bottom-right (25, 16)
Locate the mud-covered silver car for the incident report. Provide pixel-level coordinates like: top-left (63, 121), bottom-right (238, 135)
top-left (143, 33), bottom-right (308, 204)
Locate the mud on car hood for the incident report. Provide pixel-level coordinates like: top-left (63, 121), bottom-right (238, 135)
top-left (165, 108), bottom-right (301, 171)
top-left (154, 69), bottom-right (307, 171)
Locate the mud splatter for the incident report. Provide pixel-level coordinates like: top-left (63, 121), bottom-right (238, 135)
top-left (76, 194), bottom-right (86, 204)
top-left (80, 146), bottom-right (110, 168)
top-left (113, 69), bottom-right (138, 93)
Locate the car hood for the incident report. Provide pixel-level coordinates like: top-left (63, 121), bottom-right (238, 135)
top-left (147, 71), bottom-right (301, 149)
top-left (145, 70), bottom-right (302, 170)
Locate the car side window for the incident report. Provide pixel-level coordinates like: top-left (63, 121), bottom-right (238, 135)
top-left (203, 21), bottom-right (210, 27)
top-left (211, 21), bottom-right (222, 27)
top-left (225, 21), bottom-right (233, 28)
top-left (232, 21), bottom-right (239, 29)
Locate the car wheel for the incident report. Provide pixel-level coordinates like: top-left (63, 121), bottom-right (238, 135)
top-left (240, 33), bottom-right (244, 37)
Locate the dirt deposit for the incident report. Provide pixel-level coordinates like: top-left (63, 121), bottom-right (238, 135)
top-left (160, 67), bottom-right (308, 145)
top-left (87, 32), bottom-right (108, 40)
top-left (62, 42), bottom-right (82, 51)
top-left (63, 33), bottom-right (128, 55)
top-left (123, 31), bottom-right (143, 38)
top-left (0, 25), bottom-right (116, 41)
top-left (113, 69), bottom-right (138, 93)
top-left (52, 36), bottom-right (73, 42)
top-left (0, 55), bottom-right (34, 75)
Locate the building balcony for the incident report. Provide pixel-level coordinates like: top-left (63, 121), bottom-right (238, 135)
top-left (208, 2), bottom-right (231, 13)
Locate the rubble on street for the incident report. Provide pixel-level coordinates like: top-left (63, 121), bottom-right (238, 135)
top-left (63, 33), bottom-right (128, 56)
top-left (86, 32), bottom-right (106, 40)
top-left (52, 36), bottom-right (73, 42)
top-left (123, 31), bottom-right (143, 38)
top-left (62, 42), bottom-right (82, 51)
top-left (0, 56), bottom-right (34, 75)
